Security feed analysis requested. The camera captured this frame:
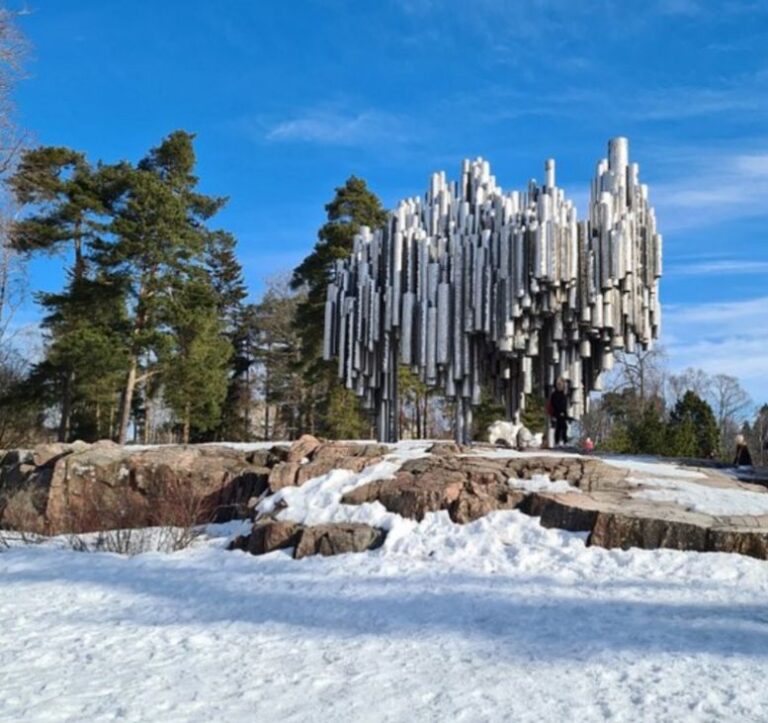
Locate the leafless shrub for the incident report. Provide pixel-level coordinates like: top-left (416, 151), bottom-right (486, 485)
top-left (0, 501), bottom-right (44, 548)
top-left (65, 477), bottom-right (214, 555)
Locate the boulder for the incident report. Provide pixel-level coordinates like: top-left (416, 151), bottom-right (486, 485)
top-left (293, 523), bottom-right (386, 559)
top-left (313, 442), bottom-right (389, 461)
top-left (230, 519), bottom-right (302, 555)
top-left (287, 435), bottom-right (322, 463)
top-left (267, 462), bottom-right (301, 493)
top-left (230, 519), bottom-right (386, 559)
top-left (296, 455), bottom-right (382, 485)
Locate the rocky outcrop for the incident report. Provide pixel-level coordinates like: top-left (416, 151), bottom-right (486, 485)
top-left (341, 454), bottom-right (621, 525)
top-left (230, 519), bottom-right (386, 559)
top-left (1, 443), bottom-right (273, 534)
top-left (339, 449), bottom-right (768, 560)
top-left (286, 434), bottom-right (322, 463)
top-left (266, 440), bottom-right (386, 493)
top-left (5, 438), bottom-right (768, 562)
top-left (0, 437), bottom-right (389, 535)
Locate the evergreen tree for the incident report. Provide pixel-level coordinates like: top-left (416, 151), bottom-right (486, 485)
top-left (398, 366), bottom-right (430, 439)
top-left (9, 147), bottom-right (107, 278)
top-left (627, 401), bottom-right (667, 455)
top-left (326, 385), bottom-right (370, 440)
top-left (291, 176), bottom-right (387, 437)
top-left (667, 390), bottom-right (719, 459)
top-left (521, 393), bottom-right (547, 434)
top-left (206, 230), bottom-right (247, 331)
top-left (252, 280), bottom-right (306, 440)
top-left (35, 273), bottom-right (129, 440)
top-left (98, 130), bottom-right (226, 443)
top-left (668, 416), bottom-right (699, 458)
top-left (161, 277), bottom-right (230, 443)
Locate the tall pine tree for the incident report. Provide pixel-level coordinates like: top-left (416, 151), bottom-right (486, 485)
top-left (97, 130), bottom-right (226, 443)
top-left (291, 176), bottom-right (387, 436)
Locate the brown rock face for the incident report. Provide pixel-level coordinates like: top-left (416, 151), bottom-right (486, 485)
top-left (339, 448), bottom-right (768, 560)
top-left (342, 457), bottom-right (533, 524)
top-left (293, 523), bottom-right (386, 559)
top-left (588, 511), bottom-right (710, 551)
top-left (267, 462), bottom-right (301, 493)
top-left (295, 455), bottom-right (383, 486)
top-left (1, 444), bottom-right (272, 534)
top-left (231, 519), bottom-right (386, 559)
top-left (230, 519), bottom-right (302, 555)
top-left (313, 442), bottom-right (389, 462)
top-left (286, 435), bottom-right (322, 463)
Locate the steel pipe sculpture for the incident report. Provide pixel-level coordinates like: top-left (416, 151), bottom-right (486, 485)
top-left (323, 138), bottom-right (662, 443)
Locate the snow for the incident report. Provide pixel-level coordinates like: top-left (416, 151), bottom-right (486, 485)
top-left (3, 444), bottom-right (768, 721)
top-left (258, 440), bottom-right (431, 528)
top-left (629, 477), bottom-right (768, 516)
top-left (600, 455), bottom-right (708, 479)
top-left (508, 473), bottom-right (582, 495)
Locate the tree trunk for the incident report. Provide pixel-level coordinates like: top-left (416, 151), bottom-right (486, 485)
top-left (183, 402), bottom-right (190, 444)
top-left (58, 371), bottom-right (73, 442)
top-left (144, 398), bottom-right (152, 444)
top-left (117, 358), bottom-right (137, 444)
top-left (264, 345), bottom-right (271, 440)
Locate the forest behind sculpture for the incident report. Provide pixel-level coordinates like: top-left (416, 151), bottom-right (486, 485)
top-left (323, 138), bottom-right (662, 443)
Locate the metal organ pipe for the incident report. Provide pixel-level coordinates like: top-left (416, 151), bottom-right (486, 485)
top-left (323, 138), bottom-right (662, 443)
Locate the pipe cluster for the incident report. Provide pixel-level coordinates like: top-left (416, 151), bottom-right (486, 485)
top-left (323, 138), bottom-right (662, 442)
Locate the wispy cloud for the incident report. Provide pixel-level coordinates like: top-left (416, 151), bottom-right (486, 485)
top-left (663, 296), bottom-right (768, 402)
top-left (650, 147), bottom-right (768, 230)
top-left (265, 109), bottom-right (406, 147)
top-left (666, 260), bottom-right (768, 276)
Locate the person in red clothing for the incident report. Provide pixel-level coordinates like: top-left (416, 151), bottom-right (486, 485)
top-left (549, 378), bottom-right (569, 447)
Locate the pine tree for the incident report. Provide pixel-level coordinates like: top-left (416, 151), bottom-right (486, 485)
top-left (398, 366), bottom-right (430, 439)
top-left (252, 280), bottom-right (306, 440)
top-left (291, 177), bottom-right (387, 436)
top-left (627, 401), bottom-right (667, 455)
top-left (9, 148), bottom-right (121, 439)
top-left (326, 385), bottom-right (370, 440)
top-left (99, 130), bottom-right (226, 443)
top-left (668, 390), bottom-right (719, 459)
top-left (161, 277), bottom-right (230, 443)
top-left (9, 147), bottom-right (107, 279)
top-left (205, 230), bottom-right (251, 440)
top-left (35, 273), bottom-right (129, 440)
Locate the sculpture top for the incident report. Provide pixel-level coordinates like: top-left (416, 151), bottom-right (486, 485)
top-left (324, 138), bottom-right (662, 443)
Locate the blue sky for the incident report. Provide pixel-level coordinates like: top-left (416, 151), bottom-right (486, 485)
top-left (10, 0), bottom-right (768, 403)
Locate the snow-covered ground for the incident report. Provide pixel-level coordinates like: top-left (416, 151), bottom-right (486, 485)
top-left (2, 447), bottom-right (768, 722)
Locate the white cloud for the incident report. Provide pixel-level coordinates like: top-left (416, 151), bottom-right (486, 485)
top-left (265, 110), bottom-right (405, 147)
top-left (651, 148), bottom-right (768, 230)
top-left (662, 296), bottom-right (768, 403)
top-left (666, 260), bottom-right (768, 276)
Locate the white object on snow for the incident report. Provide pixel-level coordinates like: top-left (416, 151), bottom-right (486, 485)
top-left (488, 420), bottom-right (521, 447)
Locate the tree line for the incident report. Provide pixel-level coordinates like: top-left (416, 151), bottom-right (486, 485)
top-left (581, 351), bottom-right (766, 464)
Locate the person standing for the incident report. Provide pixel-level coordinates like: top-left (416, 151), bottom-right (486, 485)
top-left (733, 434), bottom-right (753, 467)
top-left (549, 378), bottom-right (569, 447)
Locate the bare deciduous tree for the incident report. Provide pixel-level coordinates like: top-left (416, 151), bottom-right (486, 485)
top-left (710, 373), bottom-right (752, 452)
top-left (667, 367), bottom-right (711, 405)
top-left (0, 7), bottom-right (28, 356)
top-left (611, 346), bottom-right (667, 409)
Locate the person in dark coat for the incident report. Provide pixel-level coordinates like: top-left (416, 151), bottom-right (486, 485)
top-left (549, 378), bottom-right (569, 447)
top-left (733, 434), bottom-right (753, 467)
